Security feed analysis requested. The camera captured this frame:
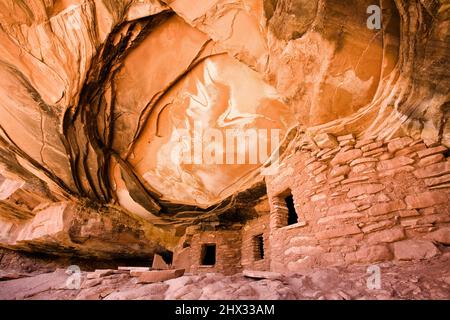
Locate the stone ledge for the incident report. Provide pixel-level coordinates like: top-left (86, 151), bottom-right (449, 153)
top-left (280, 221), bottom-right (308, 231)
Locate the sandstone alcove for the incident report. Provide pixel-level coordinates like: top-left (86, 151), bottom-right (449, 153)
top-left (0, 0), bottom-right (449, 300)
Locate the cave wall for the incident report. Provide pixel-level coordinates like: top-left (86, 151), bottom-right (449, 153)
top-left (0, 201), bottom-right (176, 259)
top-left (0, 0), bottom-right (448, 263)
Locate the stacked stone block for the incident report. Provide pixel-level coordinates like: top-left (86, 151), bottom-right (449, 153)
top-left (266, 134), bottom-right (450, 272)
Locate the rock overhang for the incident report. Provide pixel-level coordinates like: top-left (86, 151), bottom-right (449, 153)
top-left (0, 0), bottom-right (448, 258)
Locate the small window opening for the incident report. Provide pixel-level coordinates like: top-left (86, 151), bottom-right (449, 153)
top-left (254, 234), bottom-right (265, 261)
top-left (285, 194), bottom-right (298, 225)
top-left (201, 244), bottom-right (216, 266)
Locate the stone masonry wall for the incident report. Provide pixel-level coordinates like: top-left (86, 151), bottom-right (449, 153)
top-left (185, 230), bottom-right (242, 276)
top-left (173, 216), bottom-right (271, 274)
top-left (241, 215), bottom-right (271, 271)
top-left (266, 134), bottom-right (450, 272)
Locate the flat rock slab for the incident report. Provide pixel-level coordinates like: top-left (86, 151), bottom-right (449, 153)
top-left (118, 266), bottom-right (150, 272)
top-left (137, 269), bottom-right (185, 284)
top-left (424, 227), bottom-right (450, 245)
top-left (87, 269), bottom-right (125, 279)
top-left (393, 240), bottom-right (441, 260)
top-left (0, 269), bottom-right (69, 299)
top-left (0, 272), bottom-right (31, 281)
top-left (130, 270), bottom-right (148, 277)
top-left (152, 254), bottom-right (170, 270)
top-left (243, 270), bottom-right (283, 281)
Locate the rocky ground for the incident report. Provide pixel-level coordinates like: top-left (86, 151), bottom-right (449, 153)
top-left (0, 253), bottom-right (449, 300)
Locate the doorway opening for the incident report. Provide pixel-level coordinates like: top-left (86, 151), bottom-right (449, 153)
top-left (201, 244), bottom-right (216, 266)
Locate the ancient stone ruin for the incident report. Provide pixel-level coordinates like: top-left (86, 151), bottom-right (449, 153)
top-left (0, 0), bottom-right (449, 300)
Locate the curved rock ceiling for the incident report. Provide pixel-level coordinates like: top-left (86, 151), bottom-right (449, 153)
top-left (112, 15), bottom-right (293, 206)
top-left (0, 0), bottom-right (448, 229)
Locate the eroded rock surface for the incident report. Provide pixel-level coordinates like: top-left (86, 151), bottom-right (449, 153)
top-left (0, 0), bottom-right (448, 271)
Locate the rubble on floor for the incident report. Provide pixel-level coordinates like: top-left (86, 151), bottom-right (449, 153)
top-left (0, 254), bottom-right (449, 300)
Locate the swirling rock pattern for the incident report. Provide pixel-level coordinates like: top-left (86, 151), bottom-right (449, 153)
top-left (0, 0), bottom-right (448, 260)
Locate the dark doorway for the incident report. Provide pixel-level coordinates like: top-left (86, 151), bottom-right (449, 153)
top-left (201, 244), bottom-right (216, 265)
top-left (158, 250), bottom-right (173, 265)
top-left (285, 194), bottom-right (298, 225)
top-left (254, 234), bottom-right (265, 260)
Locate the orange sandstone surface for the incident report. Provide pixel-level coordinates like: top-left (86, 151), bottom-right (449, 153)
top-left (0, 0), bottom-right (449, 299)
